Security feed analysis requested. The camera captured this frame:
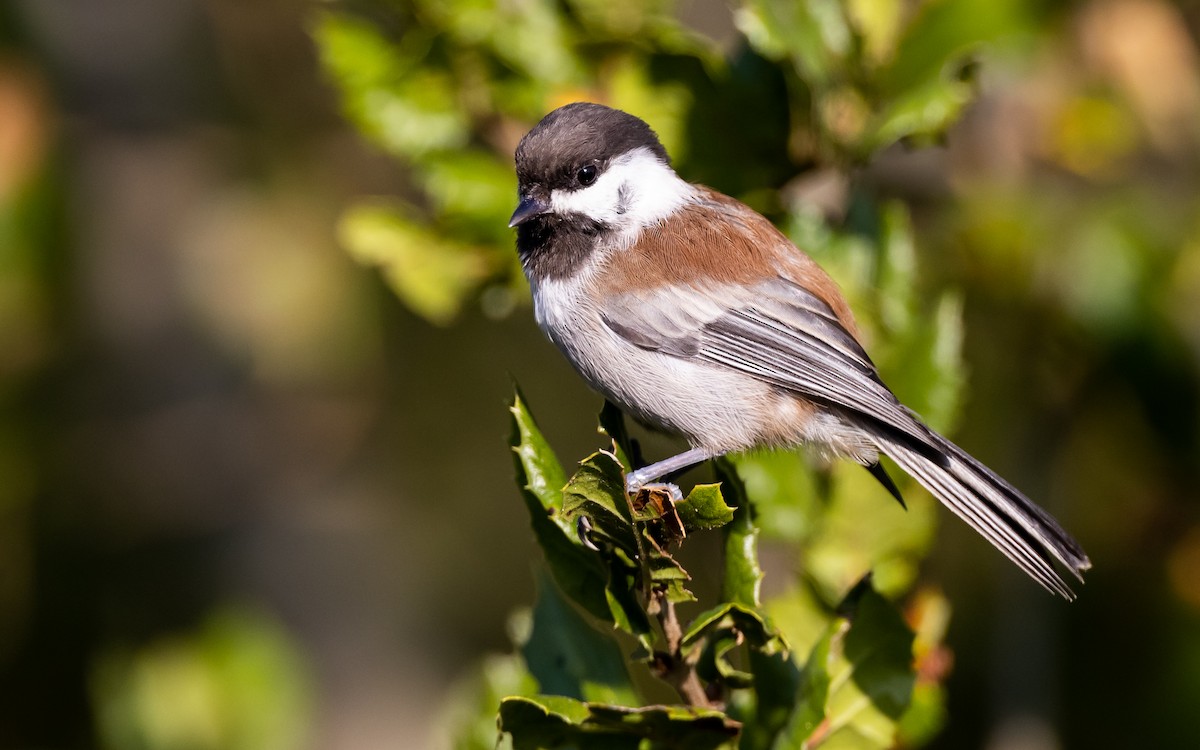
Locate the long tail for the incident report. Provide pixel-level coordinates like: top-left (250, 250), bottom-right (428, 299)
top-left (874, 430), bottom-right (1091, 599)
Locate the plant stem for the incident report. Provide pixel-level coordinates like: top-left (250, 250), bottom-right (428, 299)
top-left (656, 594), bottom-right (711, 708)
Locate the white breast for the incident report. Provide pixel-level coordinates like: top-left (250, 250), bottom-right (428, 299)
top-left (531, 274), bottom-right (791, 453)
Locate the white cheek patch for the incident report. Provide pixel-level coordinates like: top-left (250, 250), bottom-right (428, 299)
top-left (549, 147), bottom-right (696, 231)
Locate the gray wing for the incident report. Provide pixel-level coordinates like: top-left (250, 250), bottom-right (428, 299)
top-left (600, 277), bottom-right (943, 460)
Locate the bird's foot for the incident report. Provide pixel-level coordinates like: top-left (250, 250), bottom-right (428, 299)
top-left (626, 479), bottom-right (683, 503)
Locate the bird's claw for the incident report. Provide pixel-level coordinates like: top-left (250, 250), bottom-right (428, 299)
top-left (628, 481), bottom-right (683, 503)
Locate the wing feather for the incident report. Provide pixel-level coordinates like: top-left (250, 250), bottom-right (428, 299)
top-left (602, 278), bottom-right (942, 459)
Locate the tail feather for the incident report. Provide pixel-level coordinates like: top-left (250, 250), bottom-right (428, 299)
top-left (875, 431), bottom-right (1091, 600)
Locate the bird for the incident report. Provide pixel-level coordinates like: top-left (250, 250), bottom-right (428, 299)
top-left (507, 101), bottom-right (1090, 599)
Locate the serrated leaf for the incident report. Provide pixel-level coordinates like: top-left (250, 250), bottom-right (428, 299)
top-left (521, 574), bottom-right (639, 706)
top-left (510, 390), bottom-right (568, 520)
top-left (510, 391), bottom-right (613, 624)
top-left (676, 483), bottom-right (736, 531)
top-left (562, 450), bottom-right (638, 556)
top-left (642, 530), bottom-right (696, 604)
top-left (499, 696), bottom-right (740, 750)
top-left (560, 448), bottom-right (655, 644)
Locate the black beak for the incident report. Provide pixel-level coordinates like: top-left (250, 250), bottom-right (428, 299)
top-left (508, 193), bottom-right (551, 228)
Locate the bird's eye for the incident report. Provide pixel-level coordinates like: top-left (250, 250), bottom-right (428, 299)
top-left (576, 164), bottom-right (598, 186)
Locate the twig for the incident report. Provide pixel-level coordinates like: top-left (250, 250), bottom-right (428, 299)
top-left (654, 592), bottom-right (711, 708)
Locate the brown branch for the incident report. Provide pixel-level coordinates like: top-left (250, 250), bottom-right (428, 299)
top-left (654, 593), bottom-right (711, 708)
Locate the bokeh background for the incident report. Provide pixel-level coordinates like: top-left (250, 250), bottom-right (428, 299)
top-left (1, 0), bottom-right (1199, 748)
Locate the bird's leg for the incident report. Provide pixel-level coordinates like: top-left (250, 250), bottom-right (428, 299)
top-left (624, 447), bottom-right (714, 497)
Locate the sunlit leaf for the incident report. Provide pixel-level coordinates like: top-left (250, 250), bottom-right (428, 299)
top-left (717, 460), bottom-right (764, 608)
top-left (881, 0), bottom-right (1035, 96)
top-left (865, 76), bottom-right (974, 153)
top-left (846, 0), bottom-right (905, 65)
top-left (418, 150), bottom-right (517, 241)
top-left (771, 582), bottom-right (917, 750)
top-left (735, 0), bottom-right (851, 86)
top-left (607, 55), bottom-right (694, 161)
top-left (338, 202), bottom-right (488, 324)
top-left (676, 483), bottom-right (736, 532)
top-left (509, 391), bottom-right (613, 623)
top-left (314, 12), bottom-right (469, 157)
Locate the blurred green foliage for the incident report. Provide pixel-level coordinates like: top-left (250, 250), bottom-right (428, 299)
top-left (90, 607), bottom-right (314, 750)
top-left (314, 0), bottom-right (994, 326)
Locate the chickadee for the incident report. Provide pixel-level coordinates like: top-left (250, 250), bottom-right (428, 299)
top-left (509, 102), bottom-right (1090, 598)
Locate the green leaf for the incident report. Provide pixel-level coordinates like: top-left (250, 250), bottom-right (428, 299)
top-left (676, 483), bottom-right (736, 532)
top-left (510, 390), bottom-right (568, 520)
top-left (842, 587), bottom-right (916, 721)
top-left (864, 76), bottom-right (974, 153)
top-left (697, 631), bottom-right (754, 688)
top-left (896, 680), bottom-right (947, 748)
top-left (771, 581), bottom-right (918, 750)
top-left (561, 449), bottom-right (655, 642)
top-left (313, 12), bottom-right (469, 158)
top-left (772, 618), bottom-right (839, 750)
top-left (880, 0), bottom-right (1036, 97)
top-left (642, 530), bottom-right (696, 604)
top-left (499, 696), bottom-right (741, 750)
top-left (418, 150), bottom-right (517, 242)
top-left (509, 391), bottom-right (612, 624)
top-left (735, 0), bottom-right (851, 86)
top-left (338, 202), bottom-right (487, 325)
top-left (717, 460), bottom-right (763, 608)
top-left (91, 607), bottom-right (314, 750)
top-left (682, 603), bottom-right (782, 654)
top-left (521, 573), bottom-right (639, 706)
top-left (562, 450), bottom-right (638, 557)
